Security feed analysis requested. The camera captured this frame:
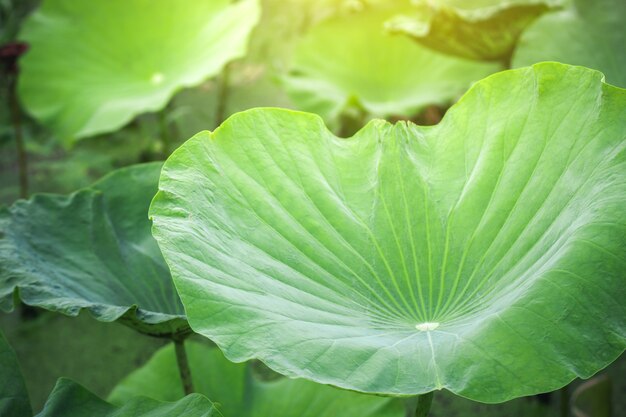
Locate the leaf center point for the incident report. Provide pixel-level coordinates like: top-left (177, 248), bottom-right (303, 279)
top-left (415, 322), bottom-right (440, 331)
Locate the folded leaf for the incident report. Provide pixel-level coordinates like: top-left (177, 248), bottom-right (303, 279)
top-left (386, 0), bottom-right (561, 61)
top-left (0, 163), bottom-right (187, 336)
top-left (151, 63), bottom-right (626, 402)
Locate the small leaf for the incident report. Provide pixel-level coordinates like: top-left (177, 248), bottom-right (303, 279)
top-left (0, 330), bottom-right (32, 417)
top-left (283, 4), bottom-right (498, 129)
top-left (109, 342), bottom-right (404, 417)
top-left (151, 63), bottom-right (626, 402)
top-left (38, 378), bottom-right (218, 417)
top-left (512, 0), bottom-right (626, 88)
top-left (0, 163), bottom-right (187, 336)
top-left (386, 0), bottom-right (561, 61)
top-left (17, 0), bottom-right (260, 141)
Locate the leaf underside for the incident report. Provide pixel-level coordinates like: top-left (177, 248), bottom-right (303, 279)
top-left (0, 331), bottom-right (32, 417)
top-left (386, 0), bottom-right (560, 61)
top-left (151, 63), bottom-right (626, 402)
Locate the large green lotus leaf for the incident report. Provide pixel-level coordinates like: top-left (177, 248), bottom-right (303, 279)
top-left (38, 378), bottom-right (218, 417)
top-left (0, 163), bottom-right (187, 336)
top-left (0, 330), bottom-right (32, 417)
top-left (512, 0), bottom-right (626, 88)
top-left (17, 0), bottom-right (260, 142)
top-left (283, 5), bottom-right (498, 129)
top-left (386, 0), bottom-right (561, 61)
top-left (109, 341), bottom-right (404, 417)
top-left (151, 63), bottom-right (626, 402)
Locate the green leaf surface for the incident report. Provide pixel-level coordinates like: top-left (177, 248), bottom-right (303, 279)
top-left (0, 163), bottom-right (187, 336)
top-left (512, 0), bottom-right (626, 88)
top-left (109, 341), bottom-right (404, 417)
top-left (0, 330), bottom-right (32, 417)
top-left (386, 0), bottom-right (560, 61)
top-left (38, 378), bottom-right (218, 417)
top-left (151, 63), bottom-right (626, 402)
top-left (17, 0), bottom-right (260, 141)
top-left (283, 5), bottom-right (498, 129)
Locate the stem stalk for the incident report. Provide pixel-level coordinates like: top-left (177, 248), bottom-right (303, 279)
top-left (173, 338), bottom-right (194, 395)
top-left (415, 392), bottom-right (434, 417)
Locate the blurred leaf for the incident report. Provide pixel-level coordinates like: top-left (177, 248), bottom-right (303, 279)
top-left (109, 341), bottom-right (404, 417)
top-left (0, 329), bottom-right (31, 417)
top-left (150, 63), bottom-right (626, 402)
top-left (386, 0), bottom-right (561, 62)
top-left (0, 163), bottom-right (187, 336)
top-left (18, 0), bottom-right (260, 142)
top-left (512, 0), bottom-right (626, 88)
top-left (572, 375), bottom-right (612, 417)
top-left (283, 4), bottom-right (498, 130)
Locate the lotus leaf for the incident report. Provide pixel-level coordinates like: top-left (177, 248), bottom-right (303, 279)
top-left (37, 379), bottom-right (218, 417)
top-left (151, 63), bottom-right (626, 402)
top-left (0, 163), bottom-right (187, 336)
top-left (386, 0), bottom-right (561, 61)
top-left (512, 0), bottom-right (626, 88)
top-left (283, 5), bottom-right (498, 129)
top-left (0, 330), bottom-right (31, 417)
top-left (17, 0), bottom-right (260, 141)
top-left (109, 341), bottom-right (404, 417)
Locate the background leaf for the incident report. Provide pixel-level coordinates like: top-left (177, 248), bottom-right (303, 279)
top-left (0, 330), bottom-right (31, 417)
top-left (283, 4), bottom-right (498, 130)
top-left (109, 341), bottom-right (404, 417)
top-left (0, 163), bottom-right (187, 336)
top-left (38, 378), bottom-right (219, 417)
top-left (17, 0), bottom-right (260, 141)
top-left (512, 0), bottom-right (626, 88)
top-left (386, 0), bottom-right (561, 61)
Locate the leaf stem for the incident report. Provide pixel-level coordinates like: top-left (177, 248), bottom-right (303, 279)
top-left (8, 72), bottom-right (28, 199)
top-left (173, 337), bottom-right (194, 395)
top-left (215, 63), bottom-right (231, 127)
top-left (415, 392), bottom-right (434, 417)
top-left (158, 108), bottom-right (171, 158)
top-left (560, 384), bottom-right (570, 417)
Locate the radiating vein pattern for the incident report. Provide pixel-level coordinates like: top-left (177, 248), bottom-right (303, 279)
top-left (151, 63), bottom-right (626, 402)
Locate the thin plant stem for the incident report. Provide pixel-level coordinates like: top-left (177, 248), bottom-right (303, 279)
top-left (560, 384), bottom-right (570, 417)
top-left (415, 392), bottom-right (434, 417)
top-left (214, 63), bottom-right (231, 127)
top-left (158, 108), bottom-right (171, 158)
top-left (8, 73), bottom-right (28, 199)
top-left (173, 337), bottom-right (194, 395)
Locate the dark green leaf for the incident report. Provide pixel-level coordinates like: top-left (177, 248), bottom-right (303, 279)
top-left (37, 378), bottom-right (218, 417)
top-left (0, 163), bottom-right (187, 336)
top-left (0, 330), bottom-right (32, 417)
